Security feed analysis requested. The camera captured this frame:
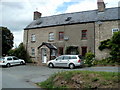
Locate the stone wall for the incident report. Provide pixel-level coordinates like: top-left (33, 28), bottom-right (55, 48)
top-left (95, 20), bottom-right (119, 60)
top-left (23, 20), bottom-right (119, 64)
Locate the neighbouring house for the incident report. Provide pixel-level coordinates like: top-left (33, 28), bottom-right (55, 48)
top-left (23, 0), bottom-right (120, 65)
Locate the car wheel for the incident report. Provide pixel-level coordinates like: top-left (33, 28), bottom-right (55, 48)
top-left (69, 64), bottom-right (75, 69)
top-left (20, 61), bottom-right (24, 65)
top-left (6, 63), bottom-right (11, 67)
top-left (48, 63), bottom-right (54, 68)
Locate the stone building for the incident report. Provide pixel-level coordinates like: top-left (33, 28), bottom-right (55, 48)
top-left (23, 0), bottom-right (119, 65)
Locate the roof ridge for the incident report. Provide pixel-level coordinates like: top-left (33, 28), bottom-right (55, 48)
top-left (41, 7), bottom-right (118, 18)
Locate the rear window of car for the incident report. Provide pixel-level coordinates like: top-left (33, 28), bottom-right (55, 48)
top-left (78, 55), bottom-right (83, 59)
top-left (70, 56), bottom-right (77, 59)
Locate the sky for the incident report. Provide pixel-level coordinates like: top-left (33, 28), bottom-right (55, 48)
top-left (0, 0), bottom-right (120, 48)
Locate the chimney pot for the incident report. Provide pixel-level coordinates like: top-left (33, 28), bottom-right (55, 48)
top-left (33, 11), bottom-right (42, 20)
top-left (97, 0), bottom-right (105, 12)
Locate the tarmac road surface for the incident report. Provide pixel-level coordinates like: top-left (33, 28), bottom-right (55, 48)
top-left (1, 64), bottom-right (120, 89)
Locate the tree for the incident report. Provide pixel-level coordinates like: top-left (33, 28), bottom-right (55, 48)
top-left (8, 43), bottom-right (32, 63)
top-left (0, 27), bottom-right (14, 56)
top-left (99, 31), bottom-right (120, 63)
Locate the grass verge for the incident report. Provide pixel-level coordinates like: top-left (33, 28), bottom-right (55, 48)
top-left (37, 70), bottom-right (120, 89)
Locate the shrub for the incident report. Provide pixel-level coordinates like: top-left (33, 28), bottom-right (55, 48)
top-left (8, 43), bottom-right (32, 63)
top-left (98, 31), bottom-right (120, 63)
top-left (84, 52), bottom-right (95, 67)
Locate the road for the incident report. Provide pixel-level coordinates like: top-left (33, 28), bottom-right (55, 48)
top-left (1, 64), bottom-right (120, 89)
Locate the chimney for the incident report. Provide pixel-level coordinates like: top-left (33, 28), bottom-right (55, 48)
top-left (97, 0), bottom-right (105, 12)
top-left (33, 11), bottom-right (42, 20)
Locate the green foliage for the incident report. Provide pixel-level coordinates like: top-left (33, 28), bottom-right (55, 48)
top-left (95, 57), bottom-right (120, 66)
top-left (110, 31), bottom-right (120, 62)
top-left (37, 70), bottom-right (120, 89)
top-left (8, 43), bottom-right (32, 63)
top-left (65, 46), bottom-right (79, 55)
top-left (98, 31), bottom-right (120, 63)
top-left (111, 31), bottom-right (120, 45)
top-left (0, 27), bottom-right (14, 56)
top-left (84, 52), bottom-right (95, 66)
top-left (99, 39), bottom-right (111, 51)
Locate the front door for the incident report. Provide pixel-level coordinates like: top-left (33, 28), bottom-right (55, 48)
top-left (81, 47), bottom-right (87, 56)
top-left (41, 48), bottom-right (47, 63)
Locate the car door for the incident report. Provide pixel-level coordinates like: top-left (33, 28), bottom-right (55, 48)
top-left (54, 56), bottom-right (63, 67)
top-left (60, 56), bottom-right (70, 67)
top-left (13, 57), bottom-right (20, 65)
top-left (7, 57), bottom-right (14, 65)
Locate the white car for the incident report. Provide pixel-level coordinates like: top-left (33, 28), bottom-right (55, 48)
top-left (0, 56), bottom-right (26, 67)
top-left (47, 55), bottom-right (83, 69)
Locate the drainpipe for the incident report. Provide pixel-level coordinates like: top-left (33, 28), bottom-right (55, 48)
top-left (94, 22), bottom-right (96, 56)
top-left (26, 29), bottom-right (29, 53)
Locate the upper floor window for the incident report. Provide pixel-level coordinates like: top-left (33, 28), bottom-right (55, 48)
top-left (81, 30), bottom-right (87, 40)
top-left (59, 32), bottom-right (64, 40)
top-left (31, 34), bottom-right (36, 42)
top-left (112, 28), bottom-right (119, 35)
top-left (48, 32), bottom-right (54, 41)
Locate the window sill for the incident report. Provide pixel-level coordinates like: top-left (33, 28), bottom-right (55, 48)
top-left (48, 40), bottom-right (54, 42)
top-left (81, 38), bottom-right (87, 40)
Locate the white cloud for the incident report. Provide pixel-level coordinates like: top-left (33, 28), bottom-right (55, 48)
top-left (13, 30), bottom-right (23, 48)
top-left (65, 0), bottom-right (96, 13)
top-left (104, 0), bottom-right (120, 8)
top-left (65, 0), bottom-right (119, 13)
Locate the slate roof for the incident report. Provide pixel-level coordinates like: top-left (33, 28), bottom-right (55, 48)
top-left (38, 42), bottom-right (57, 50)
top-left (24, 7), bottom-right (119, 30)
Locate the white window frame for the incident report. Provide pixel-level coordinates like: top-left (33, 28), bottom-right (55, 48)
top-left (48, 32), bottom-right (54, 41)
top-left (31, 34), bottom-right (36, 42)
top-left (112, 28), bottom-right (119, 35)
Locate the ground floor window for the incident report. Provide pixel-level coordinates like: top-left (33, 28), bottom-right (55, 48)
top-left (65, 46), bottom-right (79, 55)
top-left (51, 49), bottom-right (56, 56)
top-left (81, 46), bottom-right (87, 56)
top-left (31, 47), bottom-right (35, 56)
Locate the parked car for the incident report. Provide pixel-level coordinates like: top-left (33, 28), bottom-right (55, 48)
top-left (47, 55), bottom-right (84, 69)
top-left (0, 56), bottom-right (26, 67)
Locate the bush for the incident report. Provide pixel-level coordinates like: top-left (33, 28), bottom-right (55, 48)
top-left (96, 57), bottom-right (120, 66)
top-left (8, 43), bottom-right (32, 63)
top-left (84, 52), bottom-right (95, 67)
top-left (98, 31), bottom-right (120, 63)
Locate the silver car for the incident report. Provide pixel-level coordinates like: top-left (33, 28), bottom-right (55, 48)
top-left (0, 56), bottom-right (26, 67)
top-left (47, 55), bottom-right (83, 69)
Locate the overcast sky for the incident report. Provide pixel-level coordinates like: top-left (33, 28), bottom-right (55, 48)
top-left (0, 0), bottom-right (119, 48)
